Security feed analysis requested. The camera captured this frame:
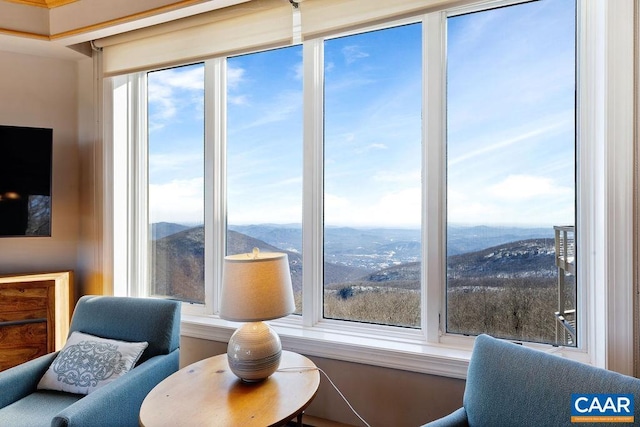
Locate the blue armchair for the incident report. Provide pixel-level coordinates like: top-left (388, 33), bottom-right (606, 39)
top-left (425, 334), bottom-right (640, 427)
top-left (0, 295), bottom-right (181, 427)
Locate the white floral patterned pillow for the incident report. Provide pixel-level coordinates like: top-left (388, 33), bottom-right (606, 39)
top-left (37, 331), bottom-right (148, 395)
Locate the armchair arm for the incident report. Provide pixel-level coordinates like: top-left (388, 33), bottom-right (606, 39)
top-left (423, 407), bottom-right (469, 427)
top-left (0, 352), bottom-right (58, 408)
top-left (52, 350), bottom-right (179, 427)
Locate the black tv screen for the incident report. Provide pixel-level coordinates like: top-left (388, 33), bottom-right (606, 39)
top-left (0, 125), bottom-right (53, 237)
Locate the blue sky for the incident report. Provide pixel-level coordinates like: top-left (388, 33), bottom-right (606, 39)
top-left (227, 47), bottom-right (303, 226)
top-left (147, 0), bottom-right (575, 229)
top-left (148, 63), bottom-right (205, 225)
top-left (447, 0), bottom-right (575, 227)
top-left (323, 24), bottom-right (422, 228)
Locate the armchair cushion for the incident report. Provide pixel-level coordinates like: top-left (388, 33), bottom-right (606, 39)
top-left (0, 391), bottom-right (82, 427)
top-left (0, 352), bottom-right (57, 409)
top-left (37, 331), bottom-right (148, 395)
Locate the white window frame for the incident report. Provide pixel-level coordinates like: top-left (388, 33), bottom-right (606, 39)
top-left (105, 0), bottom-right (635, 378)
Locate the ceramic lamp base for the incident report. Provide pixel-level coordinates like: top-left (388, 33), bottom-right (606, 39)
top-left (227, 321), bottom-right (282, 382)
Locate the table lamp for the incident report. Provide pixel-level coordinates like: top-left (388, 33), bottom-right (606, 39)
top-left (220, 248), bottom-right (296, 382)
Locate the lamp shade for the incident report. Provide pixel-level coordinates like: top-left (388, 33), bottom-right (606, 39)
top-left (220, 251), bottom-right (295, 322)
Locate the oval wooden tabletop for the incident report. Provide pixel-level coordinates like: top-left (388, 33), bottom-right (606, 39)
top-left (139, 350), bottom-right (320, 427)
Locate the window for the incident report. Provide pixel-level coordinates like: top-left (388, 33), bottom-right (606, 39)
top-left (107, 0), bottom-right (634, 376)
top-left (445, 0), bottom-right (577, 345)
top-left (147, 64), bottom-right (206, 303)
top-left (226, 46), bottom-right (304, 313)
top-left (323, 24), bottom-right (422, 327)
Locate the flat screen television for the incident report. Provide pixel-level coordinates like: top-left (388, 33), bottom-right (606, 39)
top-left (0, 125), bottom-right (53, 237)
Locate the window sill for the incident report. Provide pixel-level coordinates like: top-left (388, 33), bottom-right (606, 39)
top-left (181, 314), bottom-right (594, 379)
top-left (181, 314), bottom-right (472, 379)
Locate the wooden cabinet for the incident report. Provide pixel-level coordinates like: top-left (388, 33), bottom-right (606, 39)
top-left (0, 271), bottom-right (73, 371)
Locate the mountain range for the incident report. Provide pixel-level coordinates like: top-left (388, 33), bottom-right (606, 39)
top-left (150, 222), bottom-right (562, 300)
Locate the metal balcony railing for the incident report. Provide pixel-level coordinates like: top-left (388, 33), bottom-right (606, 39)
top-left (554, 225), bottom-right (575, 275)
top-left (554, 225), bottom-right (576, 346)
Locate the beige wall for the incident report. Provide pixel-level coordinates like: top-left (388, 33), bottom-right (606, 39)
top-left (181, 336), bottom-right (466, 427)
top-left (0, 51), bottom-right (81, 294)
top-left (75, 57), bottom-right (106, 297)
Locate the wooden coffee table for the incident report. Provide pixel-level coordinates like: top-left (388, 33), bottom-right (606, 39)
top-left (139, 350), bottom-right (320, 427)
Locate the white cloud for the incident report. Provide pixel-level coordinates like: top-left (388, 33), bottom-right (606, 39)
top-left (448, 120), bottom-right (567, 166)
top-left (149, 178), bottom-right (203, 224)
top-left (488, 174), bottom-right (572, 201)
top-left (147, 84), bottom-right (176, 123)
top-left (325, 61), bottom-right (335, 73)
top-left (227, 65), bottom-right (245, 89)
top-left (148, 66), bottom-right (204, 96)
top-left (324, 193), bottom-right (351, 215)
top-left (324, 187), bottom-right (421, 227)
top-left (148, 65), bottom-right (205, 129)
top-left (149, 152), bottom-right (202, 174)
top-left (447, 189), bottom-right (502, 224)
top-left (228, 202), bottom-right (302, 225)
top-left (293, 61), bottom-right (303, 81)
top-left (451, 7), bottom-right (496, 49)
top-left (342, 45), bottom-right (370, 64)
top-left (447, 178), bottom-right (575, 227)
top-left (226, 65), bottom-right (248, 106)
top-left (228, 94), bottom-right (249, 106)
top-left (238, 90), bottom-right (303, 130)
top-left (375, 188), bottom-right (421, 226)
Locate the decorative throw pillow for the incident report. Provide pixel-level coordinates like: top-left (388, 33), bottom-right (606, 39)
top-left (37, 331), bottom-right (148, 395)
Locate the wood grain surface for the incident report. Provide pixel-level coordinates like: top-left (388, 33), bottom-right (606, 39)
top-left (140, 350), bottom-right (320, 427)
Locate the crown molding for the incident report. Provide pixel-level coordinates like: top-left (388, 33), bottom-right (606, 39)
top-left (2, 0), bottom-right (78, 8)
top-left (0, 27), bottom-right (48, 40)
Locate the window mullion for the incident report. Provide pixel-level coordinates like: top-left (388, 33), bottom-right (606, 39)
top-left (129, 72), bottom-right (149, 298)
top-left (107, 76), bottom-right (123, 296)
top-left (302, 38), bottom-right (324, 328)
top-left (424, 11), bottom-right (446, 342)
top-left (209, 57), bottom-right (227, 316)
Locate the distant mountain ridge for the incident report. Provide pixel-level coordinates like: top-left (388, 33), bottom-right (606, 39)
top-left (150, 222), bottom-right (560, 300)
top-left (448, 238), bottom-right (556, 279)
top-left (151, 226), bottom-right (367, 298)
top-left (330, 237), bottom-right (558, 291)
top-left (229, 223), bottom-right (556, 256)
top-left (447, 225), bottom-right (554, 255)
top-left (152, 222), bottom-right (191, 239)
